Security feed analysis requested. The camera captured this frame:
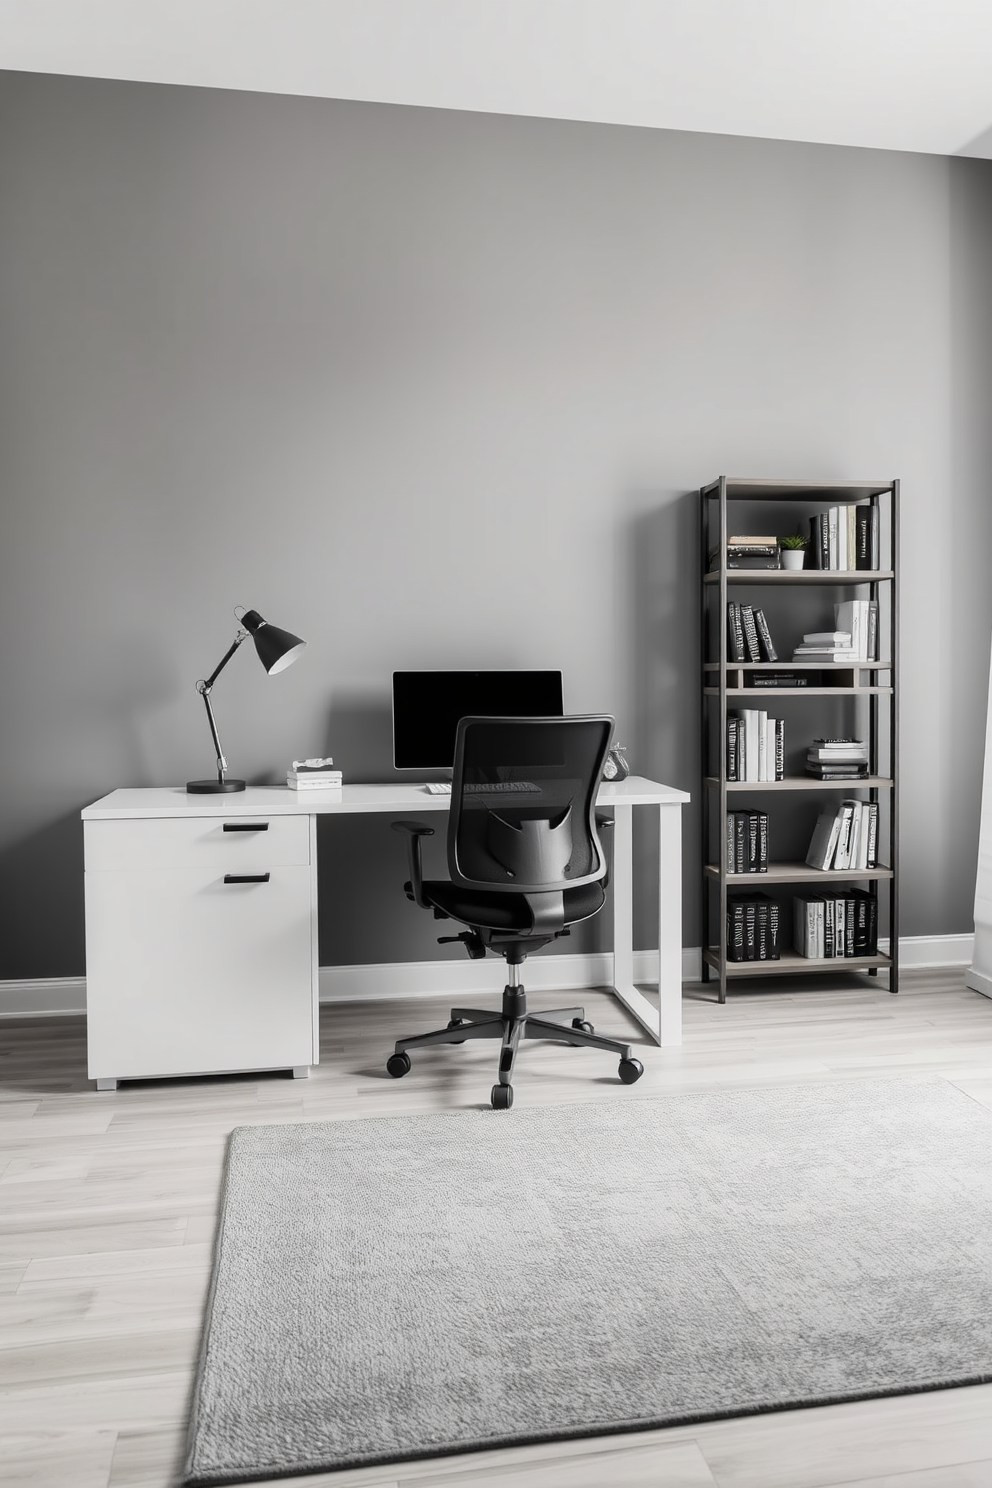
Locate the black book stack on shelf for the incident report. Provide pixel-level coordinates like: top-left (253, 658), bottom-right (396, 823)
top-left (701, 477), bottom-right (898, 1003)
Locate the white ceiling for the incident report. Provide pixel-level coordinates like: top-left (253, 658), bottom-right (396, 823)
top-left (3, 0), bottom-right (992, 158)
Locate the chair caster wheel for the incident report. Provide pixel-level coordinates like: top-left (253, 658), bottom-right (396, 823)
top-left (447, 1018), bottom-right (468, 1044)
top-left (387, 1052), bottom-right (411, 1078)
top-left (491, 1084), bottom-right (513, 1110)
top-left (618, 1058), bottom-right (643, 1085)
top-left (571, 1018), bottom-right (595, 1035)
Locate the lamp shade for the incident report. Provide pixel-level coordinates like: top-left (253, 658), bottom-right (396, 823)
top-left (241, 609), bottom-right (307, 675)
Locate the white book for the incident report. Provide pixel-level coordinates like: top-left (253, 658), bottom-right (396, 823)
top-left (856, 802), bottom-right (871, 870)
top-left (815, 900), bottom-right (825, 958)
top-left (846, 806), bottom-right (861, 873)
top-left (803, 631), bottom-right (851, 644)
top-left (741, 709), bottom-right (762, 782)
top-left (828, 507), bottom-right (838, 569)
top-left (756, 710), bottom-right (768, 781)
top-left (832, 803), bottom-right (856, 869)
top-left (837, 506), bottom-right (847, 571)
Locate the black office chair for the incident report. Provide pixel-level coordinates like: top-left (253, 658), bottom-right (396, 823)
top-left (387, 714), bottom-right (644, 1109)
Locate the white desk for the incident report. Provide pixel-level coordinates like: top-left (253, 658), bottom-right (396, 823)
top-left (81, 776), bottom-right (688, 1087)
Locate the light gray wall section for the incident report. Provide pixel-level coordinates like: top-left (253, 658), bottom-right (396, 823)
top-left (2, 70), bottom-right (991, 979)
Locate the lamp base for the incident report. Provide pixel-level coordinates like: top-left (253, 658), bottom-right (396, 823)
top-left (186, 779), bottom-right (246, 794)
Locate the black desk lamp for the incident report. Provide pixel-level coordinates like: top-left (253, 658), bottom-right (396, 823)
top-left (186, 607), bottom-right (307, 794)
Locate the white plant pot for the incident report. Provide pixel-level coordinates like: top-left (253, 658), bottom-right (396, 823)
top-left (779, 549), bottom-right (806, 570)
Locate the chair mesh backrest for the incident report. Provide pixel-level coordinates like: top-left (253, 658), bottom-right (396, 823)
top-left (447, 715), bottom-right (614, 894)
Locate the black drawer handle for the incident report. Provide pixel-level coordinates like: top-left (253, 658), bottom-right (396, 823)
top-left (223, 822), bottom-right (269, 832)
top-left (223, 872), bottom-right (271, 884)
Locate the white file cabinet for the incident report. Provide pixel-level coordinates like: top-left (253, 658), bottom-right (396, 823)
top-left (84, 807), bottom-right (318, 1088)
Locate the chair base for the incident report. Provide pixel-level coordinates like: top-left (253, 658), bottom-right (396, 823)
top-left (387, 982), bottom-right (644, 1107)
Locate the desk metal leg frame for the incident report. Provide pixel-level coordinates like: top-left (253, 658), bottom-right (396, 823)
top-left (610, 803), bottom-right (682, 1048)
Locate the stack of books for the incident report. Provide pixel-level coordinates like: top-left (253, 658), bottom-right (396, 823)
top-left (725, 811), bottom-right (769, 873)
top-left (834, 600), bottom-right (878, 662)
top-left (805, 799), bottom-right (879, 870)
top-left (286, 757), bottom-right (343, 791)
top-left (792, 630), bottom-right (857, 664)
top-left (710, 536), bottom-right (780, 571)
top-left (726, 603), bottom-right (778, 662)
top-left (793, 890), bottom-right (879, 958)
top-left (726, 892), bottom-right (781, 961)
top-left (805, 738), bottom-right (869, 780)
top-left (807, 505), bottom-right (879, 570)
top-left (727, 710), bottom-right (784, 782)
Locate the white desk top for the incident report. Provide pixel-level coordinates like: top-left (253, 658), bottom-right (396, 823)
top-left (81, 776), bottom-right (689, 820)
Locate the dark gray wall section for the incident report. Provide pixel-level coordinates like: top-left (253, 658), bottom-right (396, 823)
top-left (2, 70), bottom-right (991, 978)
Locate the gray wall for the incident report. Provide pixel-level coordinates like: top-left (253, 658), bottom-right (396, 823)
top-left (2, 69), bottom-right (991, 980)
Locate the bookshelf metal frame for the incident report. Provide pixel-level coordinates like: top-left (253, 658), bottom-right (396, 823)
top-left (700, 477), bottom-right (899, 1002)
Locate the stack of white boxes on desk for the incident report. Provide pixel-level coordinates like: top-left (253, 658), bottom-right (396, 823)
top-left (286, 758), bottom-right (343, 792)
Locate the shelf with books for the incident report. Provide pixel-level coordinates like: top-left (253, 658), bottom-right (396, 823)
top-left (700, 475), bottom-right (898, 1003)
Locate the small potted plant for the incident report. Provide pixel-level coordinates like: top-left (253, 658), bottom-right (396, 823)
top-left (778, 534), bottom-right (808, 571)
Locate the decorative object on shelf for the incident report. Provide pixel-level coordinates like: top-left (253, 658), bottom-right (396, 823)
top-left (187, 607), bottom-right (307, 795)
top-left (778, 533), bottom-right (808, 570)
top-left (602, 743), bottom-right (630, 781)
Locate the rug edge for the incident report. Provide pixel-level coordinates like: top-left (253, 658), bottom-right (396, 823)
top-left (181, 1366), bottom-right (992, 1486)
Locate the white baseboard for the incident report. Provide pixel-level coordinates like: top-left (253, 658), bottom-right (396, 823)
top-left (0, 935), bottom-right (976, 1018)
top-left (0, 977), bottom-right (88, 1017)
top-left (317, 949), bottom-right (701, 1003)
top-left (877, 934), bottom-right (974, 968)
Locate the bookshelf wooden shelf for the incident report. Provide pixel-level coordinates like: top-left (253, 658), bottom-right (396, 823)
top-left (700, 476), bottom-right (899, 1001)
top-left (704, 570), bottom-right (895, 586)
top-left (705, 861), bottom-right (894, 883)
top-left (702, 948), bottom-right (894, 977)
top-left (706, 776), bottom-right (894, 792)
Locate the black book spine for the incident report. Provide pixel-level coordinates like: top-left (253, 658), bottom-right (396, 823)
top-left (766, 896), bottom-right (781, 958)
top-left (844, 896), bottom-right (856, 957)
top-left (756, 898), bottom-right (769, 959)
top-left (808, 514), bottom-right (820, 568)
top-left (865, 802), bottom-right (878, 868)
top-left (727, 602), bottom-right (745, 662)
top-left (741, 605), bottom-right (762, 662)
top-left (734, 812), bottom-right (746, 874)
top-left (753, 607), bottom-right (778, 662)
top-left (819, 512), bottom-right (830, 570)
top-left (747, 812), bottom-right (759, 873)
top-left (855, 507), bottom-right (871, 569)
top-left (774, 718), bottom-right (784, 780)
top-left (727, 900), bottom-right (745, 961)
top-left (743, 899), bottom-right (758, 959)
top-left (757, 812), bottom-right (768, 872)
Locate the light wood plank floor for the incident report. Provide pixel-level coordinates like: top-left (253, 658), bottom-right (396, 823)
top-left (3, 968), bottom-right (992, 1488)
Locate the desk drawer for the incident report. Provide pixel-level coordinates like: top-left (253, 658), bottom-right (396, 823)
top-left (84, 814), bottom-right (311, 871)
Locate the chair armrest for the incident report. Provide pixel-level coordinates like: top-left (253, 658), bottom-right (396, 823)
top-left (391, 820), bottom-right (435, 908)
top-left (595, 813), bottom-right (615, 831)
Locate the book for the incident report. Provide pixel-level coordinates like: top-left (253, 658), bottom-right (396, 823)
top-left (287, 776), bottom-right (344, 790)
top-left (741, 605), bottom-right (762, 663)
top-left (727, 602), bottom-right (746, 662)
top-left (832, 802), bottom-right (857, 870)
top-left (747, 672), bottom-right (811, 687)
top-left (753, 608), bottom-right (778, 662)
top-left (775, 718), bottom-right (785, 780)
top-left (806, 808), bottom-right (843, 870)
top-left (803, 631), bottom-right (851, 645)
top-left (855, 505), bottom-right (880, 570)
top-left (727, 714), bottom-right (740, 781)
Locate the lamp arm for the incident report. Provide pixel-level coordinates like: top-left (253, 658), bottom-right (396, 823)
top-left (202, 630), bottom-right (247, 690)
top-left (195, 630), bottom-right (248, 784)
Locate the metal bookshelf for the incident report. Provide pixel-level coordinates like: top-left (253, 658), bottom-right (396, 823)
top-left (700, 477), bottom-right (899, 1001)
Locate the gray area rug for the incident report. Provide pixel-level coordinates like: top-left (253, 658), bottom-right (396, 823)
top-left (184, 1078), bottom-right (992, 1484)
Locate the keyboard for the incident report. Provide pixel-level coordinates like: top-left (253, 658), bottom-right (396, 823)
top-left (424, 782), bottom-right (451, 795)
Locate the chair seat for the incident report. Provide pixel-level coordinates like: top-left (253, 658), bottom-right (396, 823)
top-left (422, 879), bottom-right (606, 931)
